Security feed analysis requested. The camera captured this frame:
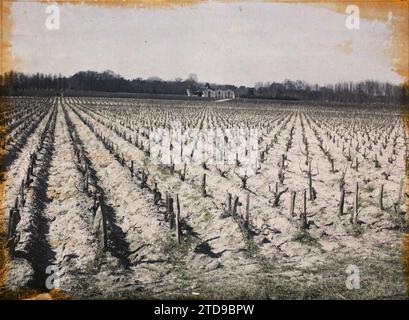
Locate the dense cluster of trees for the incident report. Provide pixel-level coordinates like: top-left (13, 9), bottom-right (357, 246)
top-left (240, 79), bottom-right (403, 103)
top-left (250, 80), bottom-right (401, 102)
top-left (0, 70), bottom-right (405, 103)
top-left (0, 70), bottom-right (201, 96)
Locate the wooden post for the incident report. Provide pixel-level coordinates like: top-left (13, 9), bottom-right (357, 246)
top-left (85, 171), bottom-right (89, 194)
top-left (175, 194), bottom-right (181, 245)
top-left (26, 167), bottom-right (31, 185)
top-left (7, 209), bottom-right (16, 241)
top-left (339, 187), bottom-right (345, 216)
top-left (141, 170), bottom-right (148, 188)
top-left (201, 174), bottom-right (207, 197)
top-left (395, 178), bottom-right (403, 213)
top-left (308, 163), bottom-right (313, 200)
top-left (20, 179), bottom-right (25, 206)
top-left (245, 193), bottom-right (250, 229)
top-left (300, 190), bottom-right (308, 230)
top-left (100, 195), bottom-right (107, 250)
top-left (7, 209), bottom-right (14, 241)
top-left (232, 196), bottom-right (239, 217)
top-left (226, 192), bottom-right (232, 216)
top-left (353, 182), bottom-right (359, 224)
top-left (130, 160), bottom-right (134, 177)
top-left (169, 196), bottom-right (174, 230)
top-left (379, 184), bottom-right (384, 210)
top-left (374, 153), bottom-right (380, 168)
top-left (7, 208), bottom-right (20, 254)
top-left (165, 193), bottom-right (174, 228)
top-left (92, 195), bottom-right (107, 251)
top-left (290, 191), bottom-right (296, 216)
top-left (153, 183), bottom-right (161, 205)
top-left (182, 163), bottom-right (186, 181)
top-left (93, 191), bottom-right (97, 214)
top-left (165, 192), bottom-right (170, 222)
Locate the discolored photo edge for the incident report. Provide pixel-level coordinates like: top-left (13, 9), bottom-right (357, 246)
top-left (0, 0), bottom-right (408, 300)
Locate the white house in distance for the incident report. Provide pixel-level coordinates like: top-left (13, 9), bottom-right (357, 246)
top-left (202, 83), bottom-right (235, 99)
top-left (187, 83), bottom-right (236, 99)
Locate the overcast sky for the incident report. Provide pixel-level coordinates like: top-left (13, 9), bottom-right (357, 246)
top-left (10, 1), bottom-right (403, 86)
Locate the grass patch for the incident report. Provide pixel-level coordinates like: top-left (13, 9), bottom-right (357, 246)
top-left (186, 193), bottom-right (201, 203)
top-left (292, 230), bottom-right (320, 247)
top-left (388, 211), bottom-right (407, 230)
top-left (201, 210), bottom-right (212, 223)
top-left (196, 249), bottom-right (406, 299)
top-left (364, 184), bottom-right (375, 193)
top-left (351, 223), bottom-right (364, 237)
top-left (160, 234), bottom-right (194, 264)
top-left (245, 237), bottom-right (260, 257)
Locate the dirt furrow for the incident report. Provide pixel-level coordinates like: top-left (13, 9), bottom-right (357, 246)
top-left (71, 104), bottom-right (259, 269)
top-left (40, 104), bottom-right (101, 293)
top-left (3, 105), bottom-right (54, 212)
top-left (6, 104), bottom-right (57, 290)
top-left (66, 104), bottom-right (175, 294)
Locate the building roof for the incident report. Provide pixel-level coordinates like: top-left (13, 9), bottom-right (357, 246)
top-left (203, 87), bottom-right (234, 92)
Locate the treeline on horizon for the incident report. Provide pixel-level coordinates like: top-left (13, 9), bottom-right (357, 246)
top-left (0, 69), bottom-right (407, 103)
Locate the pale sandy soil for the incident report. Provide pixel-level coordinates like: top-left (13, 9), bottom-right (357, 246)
top-left (42, 105), bottom-right (99, 290)
top-left (3, 105), bottom-right (56, 289)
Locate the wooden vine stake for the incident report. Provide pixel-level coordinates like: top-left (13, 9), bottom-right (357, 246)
top-left (339, 187), bottom-right (345, 216)
top-left (300, 190), bottom-right (308, 230)
top-left (166, 192), bottom-right (175, 229)
top-left (100, 196), bottom-right (107, 251)
top-left (352, 181), bottom-right (359, 224)
top-left (245, 193), bottom-right (250, 229)
top-left (225, 192), bottom-right (232, 216)
top-left (201, 173), bottom-right (207, 197)
top-left (290, 191), bottom-right (296, 216)
top-left (93, 190), bottom-right (98, 214)
top-left (20, 179), bottom-right (25, 206)
top-left (175, 194), bottom-right (181, 245)
top-left (394, 178), bottom-right (403, 214)
top-left (93, 195), bottom-right (107, 251)
top-left (232, 196), bottom-right (239, 217)
top-left (379, 184), bottom-right (384, 211)
top-left (85, 171), bottom-right (89, 194)
top-left (165, 192), bottom-right (171, 222)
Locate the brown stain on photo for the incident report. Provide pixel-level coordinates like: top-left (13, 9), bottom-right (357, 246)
top-left (336, 38), bottom-right (353, 55)
top-left (0, 0), bottom-right (408, 298)
top-left (0, 0), bottom-right (12, 297)
top-left (314, 0), bottom-right (409, 297)
top-left (0, 97), bottom-right (10, 295)
top-left (316, 1), bottom-right (408, 80)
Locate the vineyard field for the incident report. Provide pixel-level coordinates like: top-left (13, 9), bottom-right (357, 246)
top-left (0, 96), bottom-right (407, 299)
